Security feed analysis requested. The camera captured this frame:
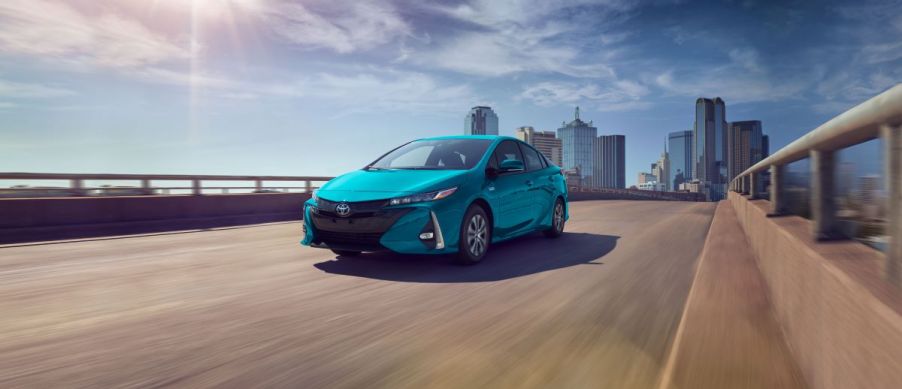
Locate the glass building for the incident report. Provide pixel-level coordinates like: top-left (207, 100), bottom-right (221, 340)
top-left (557, 107), bottom-right (597, 186)
top-left (669, 130), bottom-right (693, 191)
top-left (464, 106), bottom-right (499, 135)
top-left (729, 120), bottom-right (764, 191)
top-left (694, 97), bottom-right (728, 200)
top-left (594, 135), bottom-right (626, 189)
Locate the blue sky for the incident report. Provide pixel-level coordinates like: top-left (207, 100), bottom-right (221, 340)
top-left (1, 0), bottom-right (899, 185)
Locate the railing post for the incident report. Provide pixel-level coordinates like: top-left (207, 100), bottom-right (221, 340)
top-left (192, 179), bottom-right (201, 196)
top-left (141, 179), bottom-right (152, 195)
top-left (882, 123), bottom-right (902, 286)
top-left (769, 164), bottom-right (786, 216)
top-left (811, 149), bottom-right (840, 240)
top-left (305, 180), bottom-right (312, 193)
top-left (749, 172), bottom-right (758, 199)
top-left (255, 179), bottom-right (263, 193)
top-left (71, 179), bottom-right (85, 196)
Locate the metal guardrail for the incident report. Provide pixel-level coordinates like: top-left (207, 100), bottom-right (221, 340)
top-left (0, 173), bottom-right (335, 197)
top-left (568, 187), bottom-right (705, 201)
top-left (730, 83), bottom-right (902, 286)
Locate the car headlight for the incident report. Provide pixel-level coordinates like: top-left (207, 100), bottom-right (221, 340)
top-left (310, 190), bottom-right (318, 201)
top-left (389, 187), bottom-right (457, 206)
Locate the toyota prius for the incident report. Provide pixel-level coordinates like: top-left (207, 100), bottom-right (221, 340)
top-left (301, 135), bottom-right (569, 264)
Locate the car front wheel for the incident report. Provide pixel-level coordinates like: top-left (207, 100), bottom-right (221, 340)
top-left (456, 205), bottom-right (490, 265)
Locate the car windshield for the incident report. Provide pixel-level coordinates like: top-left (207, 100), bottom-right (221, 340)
top-left (368, 139), bottom-right (493, 170)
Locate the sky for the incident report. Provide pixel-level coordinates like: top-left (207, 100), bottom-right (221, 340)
top-left (1, 0), bottom-right (900, 186)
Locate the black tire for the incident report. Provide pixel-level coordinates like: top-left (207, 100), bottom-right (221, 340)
top-left (331, 249), bottom-right (361, 257)
top-left (543, 198), bottom-right (565, 238)
top-left (456, 205), bottom-right (491, 265)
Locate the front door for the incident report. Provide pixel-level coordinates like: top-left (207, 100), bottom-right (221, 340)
top-left (486, 140), bottom-right (532, 237)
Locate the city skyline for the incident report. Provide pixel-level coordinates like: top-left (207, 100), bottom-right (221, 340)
top-left (0, 0), bottom-right (897, 186)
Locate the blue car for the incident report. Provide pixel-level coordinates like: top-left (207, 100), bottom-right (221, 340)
top-left (301, 135), bottom-right (569, 264)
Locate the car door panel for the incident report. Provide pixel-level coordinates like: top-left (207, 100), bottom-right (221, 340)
top-left (486, 141), bottom-right (532, 238)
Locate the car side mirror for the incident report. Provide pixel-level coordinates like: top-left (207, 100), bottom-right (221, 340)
top-left (499, 159), bottom-right (524, 173)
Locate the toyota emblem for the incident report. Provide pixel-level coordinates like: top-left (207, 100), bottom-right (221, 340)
top-left (335, 202), bottom-right (351, 217)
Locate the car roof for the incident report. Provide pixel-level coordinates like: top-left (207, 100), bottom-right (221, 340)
top-left (418, 135), bottom-right (518, 142)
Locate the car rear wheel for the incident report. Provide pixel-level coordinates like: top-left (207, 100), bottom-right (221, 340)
top-left (543, 198), bottom-right (565, 238)
top-left (456, 205), bottom-right (490, 265)
top-left (331, 249), bottom-right (361, 257)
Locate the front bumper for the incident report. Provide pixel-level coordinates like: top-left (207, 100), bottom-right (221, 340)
top-left (301, 198), bottom-right (460, 254)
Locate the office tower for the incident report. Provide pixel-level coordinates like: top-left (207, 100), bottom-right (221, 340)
top-left (594, 135), bottom-right (626, 189)
top-left (729, 120), bottom-right (764, 193)
top-left (515, 126), bottom-right (563, 166)
top-left (557, 107), bottom-right (598, 186)
top-left (653, 149), bottom-right (670, 191)
top-left (669, 130), bottom-right (693, 191)
top-left (465, 106), bottom-right (499, 135)
top-left (694, 97), bottom-right (728, 200)
top-left (729, 120), bottom-right (764, 179)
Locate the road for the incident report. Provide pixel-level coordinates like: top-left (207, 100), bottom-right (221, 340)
top-left (0, 200), bottom-right (716, 388)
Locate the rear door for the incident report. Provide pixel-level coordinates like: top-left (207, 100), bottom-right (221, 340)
top-left (518, 142), bottom-right (554, 226)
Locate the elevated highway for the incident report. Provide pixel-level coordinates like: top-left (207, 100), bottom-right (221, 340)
top-left (1, 200), bottom-right (734, 388)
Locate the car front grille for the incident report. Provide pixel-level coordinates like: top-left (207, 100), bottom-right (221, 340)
top-left (310, 205), bottom-right (413, 251)
top-left (316, 198), bottom-right (388, 217)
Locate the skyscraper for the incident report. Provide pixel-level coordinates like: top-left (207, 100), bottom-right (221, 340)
top-left (515, 126), bottom-right (563, 166)
top-left (464, 106), bottom-right (499, 135)
top-left (694, 97), bottom-right (728, 201)
top-left (653, 150), bottom-right (670, 191)
top-left (594, 135), bottom-right (626, 189)
top-left (557, 107), bottom-right (597, 186)
top-left (669, 130), bottom-right (693, 191)
top-left (729, 120), bottom-right (764, 190)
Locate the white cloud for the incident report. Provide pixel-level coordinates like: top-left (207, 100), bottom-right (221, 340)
top-left (0, 0), bottom-right (189, 71)
top-left (859, 41), bottom-right (902, 64)
top-left (600, 31), bottom-right (633, 45)
top-left (654, 68), bottom-right (806, 104)
top-left (258, 0), bottom-right (411, 54)
top-left (0, 80), bottom-right (75, 98)
top-left (415, 0), bottom-right (634, 78)
top-left (815, 70), bottom-right (897, 113)
top-left (651, 46), bottom-right (810, 104)
top-left (518, 79), bottom-right (650, 111)
top-left (247, 69), bottom-right (479, 116)
top-left (0, 101), bottom-right (17, 109)
top-left (421, 30), bottom-right (614, 78)
top-left (728, 48), bottom-right (763, 73)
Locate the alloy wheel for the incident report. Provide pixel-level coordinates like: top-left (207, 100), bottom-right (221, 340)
top-left (466, 214), bottom-right (487, 257)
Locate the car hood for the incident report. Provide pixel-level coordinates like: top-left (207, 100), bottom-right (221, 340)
top-left (316, 169), bottom-right (470, 202)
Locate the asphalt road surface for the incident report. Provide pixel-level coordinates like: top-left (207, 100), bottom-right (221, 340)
top-left (0, 200), bottom-right (716, 388)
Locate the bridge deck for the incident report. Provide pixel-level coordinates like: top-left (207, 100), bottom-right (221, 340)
top-left (1, 200), bottom-right (725, 388)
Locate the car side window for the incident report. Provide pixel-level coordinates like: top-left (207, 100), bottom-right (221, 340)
top-left (518, 143), bottom-right (544, 171)
top-left (492, 141), bottom-right (524, 170)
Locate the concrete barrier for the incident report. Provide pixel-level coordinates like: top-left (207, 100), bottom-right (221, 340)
top-left (728, 191), bottom-right (902, 389)
top-left (0, 193), bottom-right (309, 244)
